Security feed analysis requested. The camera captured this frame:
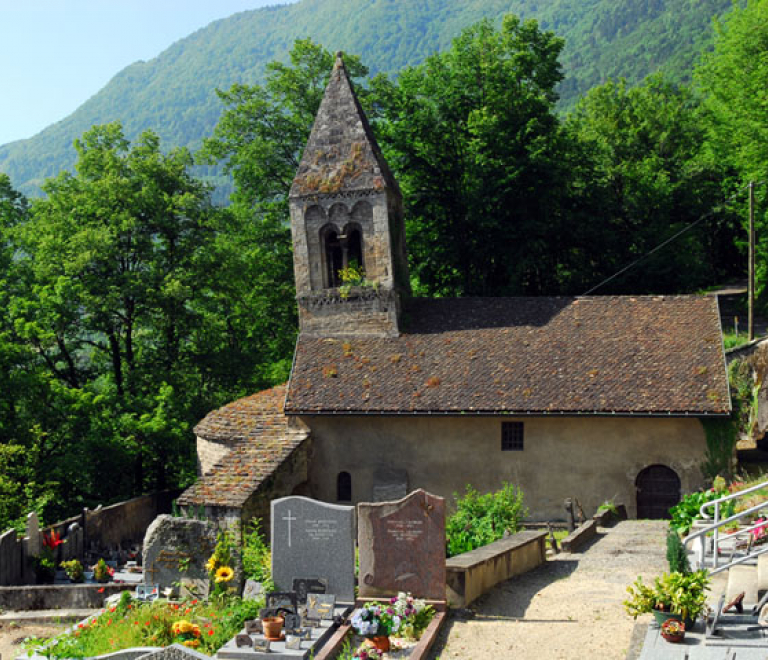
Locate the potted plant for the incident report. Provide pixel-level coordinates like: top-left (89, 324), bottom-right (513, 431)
top-left (60, 559), bottom-right (84, 583)
top-left (35, 530), bottom-right (65, 584)
top-left (624, 570), bottom-right (709, 629)
top-left (92, 558), bottom-right (114, 583)
top-left (351, 602), bottom-right (403, 652)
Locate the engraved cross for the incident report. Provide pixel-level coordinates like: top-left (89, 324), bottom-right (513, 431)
top-left (283, 510), bottom-right (297, 547)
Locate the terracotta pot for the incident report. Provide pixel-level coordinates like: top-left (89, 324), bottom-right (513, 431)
top-left (661, 629), bottom-right (685, 643)
top-left (261, 616), bottom-right (284, 641)
top-left (364, 636), bottom-right (390, 653)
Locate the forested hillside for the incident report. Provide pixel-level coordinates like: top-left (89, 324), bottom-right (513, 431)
top-left (0, 0), bottom-right (732, 195)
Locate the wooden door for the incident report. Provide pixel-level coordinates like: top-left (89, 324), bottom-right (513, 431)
top-left (636, 465), bottom-right (680, 519)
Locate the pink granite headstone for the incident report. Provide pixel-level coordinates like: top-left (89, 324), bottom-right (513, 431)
top-left (357, 489), bottom-right (445, 601)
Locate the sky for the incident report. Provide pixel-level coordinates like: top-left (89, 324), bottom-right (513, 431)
top-left (0, 0), bottom-right (289, 146)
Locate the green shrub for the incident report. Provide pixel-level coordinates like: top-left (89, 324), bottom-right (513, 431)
top-left (669, 488), bottom-right (733, 535)
top-left (446, 483), bottom-right (527, 557)
top-left (242, 518), bottom-right (271, 583)
top-left (666, 528), bottom-right (691, 574)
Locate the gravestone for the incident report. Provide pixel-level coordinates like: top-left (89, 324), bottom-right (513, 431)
top-left (243, 579), bottom-right (264, 601)
top-left (66, 522), bottom-right (83, 561)
top-left (271, 497), bottom-right (355, 603)
top-left (358, 488), bottom-right (446, 600)
top-left (142, 515), bottom-right (216, 594)
top-left (180, 578), bottom-right (209, 600)
top-left (25, 512), bottom-right (40, 557)
top-left (292, 577), bottom-right (326, 604)
top-left (372, 467), bottom-right (409, 502)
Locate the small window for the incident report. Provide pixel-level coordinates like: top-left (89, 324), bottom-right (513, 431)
top-left (337, 471), bottom-right (352, 502)
top-left (501, 422), bottom-right (524, 451)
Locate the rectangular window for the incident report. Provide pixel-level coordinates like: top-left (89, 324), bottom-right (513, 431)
top-left (501, 422), bottom-right (524, 451)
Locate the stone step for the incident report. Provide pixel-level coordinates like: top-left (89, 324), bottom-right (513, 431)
top-left (757, 553), bottom-right (768, 596)
top-left (726, 564), bottom-right (759, 607)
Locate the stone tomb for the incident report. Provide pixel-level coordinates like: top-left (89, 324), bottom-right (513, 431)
top-left (358, 488), bottom-right (446, 600)
top-left (270, 496), bottom-right (355, 603)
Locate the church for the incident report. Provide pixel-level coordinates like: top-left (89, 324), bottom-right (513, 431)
top-left (178, 54), bottom-right (730, 526)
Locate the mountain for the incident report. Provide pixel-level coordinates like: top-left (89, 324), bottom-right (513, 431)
top-left (0, 0), bottom-right (732, 196)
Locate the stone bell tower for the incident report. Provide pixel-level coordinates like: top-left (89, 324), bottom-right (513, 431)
top-left (288, 52), bottom-right (410, 337)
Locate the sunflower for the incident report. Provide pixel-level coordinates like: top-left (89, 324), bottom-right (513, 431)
top-left (215, 566), bottom-right (234, 583)
top-left (205, 556), bottom-right (217, 573)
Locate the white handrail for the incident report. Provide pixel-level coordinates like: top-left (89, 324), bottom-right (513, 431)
top-left (698, 480), bottom-right (768, 519)
top-left (684, 497), bottom-right (768, 572)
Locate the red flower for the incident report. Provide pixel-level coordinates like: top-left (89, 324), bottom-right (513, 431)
top-left (78, 624), bottom-right (84, 629)
top-left (43, 530), bottom-right (64, 549)
top-left (145, 621), bottom-right (150, 626)
top-left (191, 599), bottom-right (198, 605)
top-left (208, 630), bottom-right (214, 636)
top-left (97, 587), bottom-right (105, 593)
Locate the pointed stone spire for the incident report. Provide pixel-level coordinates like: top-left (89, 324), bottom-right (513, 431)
top-left (290, 52), bottom-right (398, 198)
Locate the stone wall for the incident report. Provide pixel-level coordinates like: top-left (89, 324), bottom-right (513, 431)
top-left (240, 436), bottom-right (313, 533)
top-left (303, 414), bottom-right (708, 520)
top-left (0, 583), bottom-right (134, 611)
top-left (196, 435), bottom-right (233, 477)
top-left (86, 491), bottom-right (179, 552)
top-left (297, 287), bottom-right (401, 337)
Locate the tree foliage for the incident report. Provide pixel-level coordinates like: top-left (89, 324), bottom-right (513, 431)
top-left (373, 16), bottom-right (571, 295)
top-left (697, 0), bottom-right (768, 302)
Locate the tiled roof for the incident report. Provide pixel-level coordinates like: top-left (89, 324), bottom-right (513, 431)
top-left (178, 386), bottom-right (308, 508)
top-left (289, 53), bottom-right (398, 198)
top-left (285, 296), bottom-right (730, 415)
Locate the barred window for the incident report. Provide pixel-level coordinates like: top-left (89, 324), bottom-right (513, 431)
top-left (501, 422), bottom-right (524, 451)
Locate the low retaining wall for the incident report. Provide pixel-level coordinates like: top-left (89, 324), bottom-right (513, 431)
top-left (561, 519), bottom-right (598, 553)
top-left (0, 583), bottom-right (134, 611)
top-left (592, 504), bottom-right (628, 527)
top-left (445, 530), bottom-right (547, 608)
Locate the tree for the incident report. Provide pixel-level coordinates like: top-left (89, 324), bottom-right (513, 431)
top-left (12, 123), bottom-right (224, 510)
top-left (697, 0), bottom-right (768, 303)
top-left (565, 75), bottom-right (741, 294)
top-left (371, 15), bottom-right (572, 296)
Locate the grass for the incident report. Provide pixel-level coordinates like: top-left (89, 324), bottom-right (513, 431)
top-left (723, 331), bottom-right (752, 350)
top-left (27, 595), bottom-right (263, 659)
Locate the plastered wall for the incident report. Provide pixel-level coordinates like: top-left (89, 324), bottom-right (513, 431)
top-left (303, 415), bottom-right (708, 520)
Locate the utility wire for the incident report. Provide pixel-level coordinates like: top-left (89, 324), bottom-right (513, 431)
top-left (583, 181), bottom-right (764, 296)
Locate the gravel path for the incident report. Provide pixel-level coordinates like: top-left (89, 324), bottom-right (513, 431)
top-left (430, 521), bottom-right (669, 660)
top-left (0, 622), bottom-right (66, 660)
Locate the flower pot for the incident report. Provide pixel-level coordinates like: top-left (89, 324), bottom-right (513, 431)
top-left (261, 616), bottom-right (284, 641)
top-left (652, 609), bottom-right (695, 631)
top-left (364, 636), bottom-right (390, 653)
top-left (661, 629), bottom-right (685, 643)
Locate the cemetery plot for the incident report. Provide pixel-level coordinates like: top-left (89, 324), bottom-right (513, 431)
top-left (317, 490), bottom-right (448, 660)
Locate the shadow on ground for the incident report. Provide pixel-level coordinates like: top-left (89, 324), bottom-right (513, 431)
top-left (428, 537), bottom-right (595, 659)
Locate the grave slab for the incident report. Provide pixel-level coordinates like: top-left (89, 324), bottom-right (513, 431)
top-left (271, 497), bottom-right (355, 603)
top-left (216, 605), bottom-right (352, 660)
top-left (358, 489), bottom-right (446, 600)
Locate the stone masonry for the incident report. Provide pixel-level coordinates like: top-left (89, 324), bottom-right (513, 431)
top-left (289, 52), bottom-right (409, 337)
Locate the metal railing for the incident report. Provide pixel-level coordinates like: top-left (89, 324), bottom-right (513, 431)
top-left (683, 480), bottom-right (768, 575)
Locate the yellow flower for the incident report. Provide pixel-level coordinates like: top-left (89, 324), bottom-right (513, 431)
top-left (178, 621), bottom-right (193, 634)
top-left (183, 640), bottom-right (200, 648)
top-left (205, 556), bottom-right (217, 573)
top-left (171, 622), bottom-right (181, 635)
top-left (215, 566), bottom-right (234, 583)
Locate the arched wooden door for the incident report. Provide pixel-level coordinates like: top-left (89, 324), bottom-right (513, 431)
top-left (636, 465), bottom-right (680, 519)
